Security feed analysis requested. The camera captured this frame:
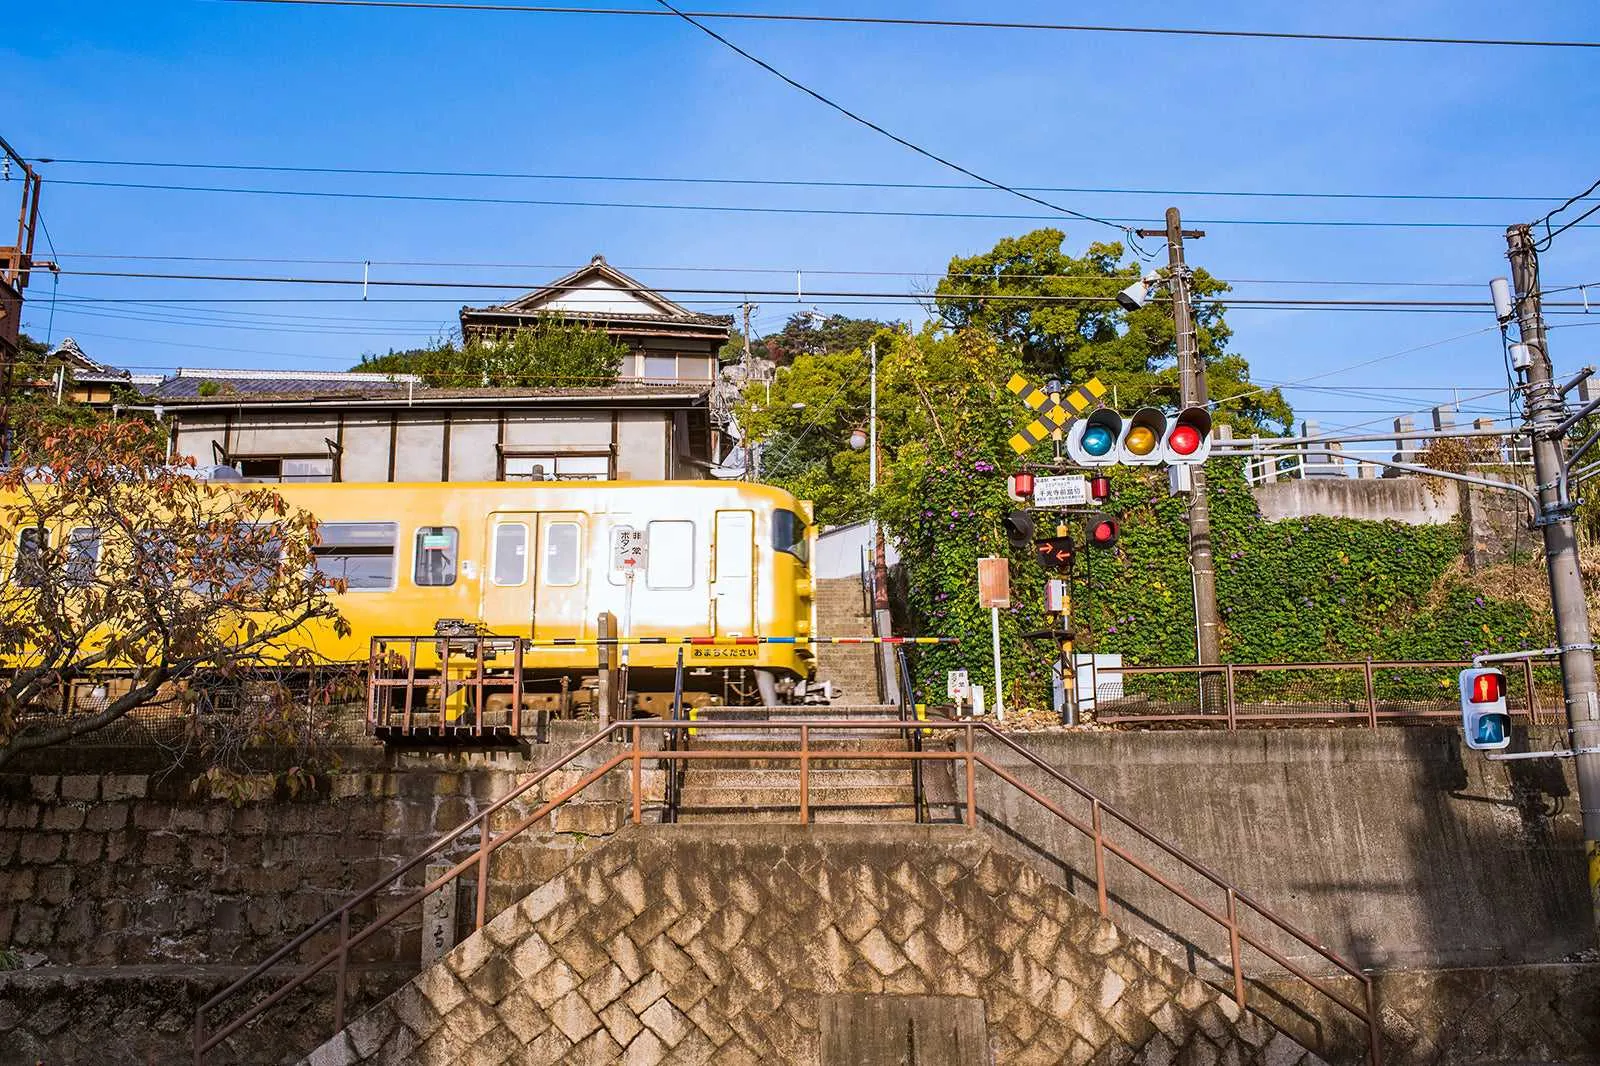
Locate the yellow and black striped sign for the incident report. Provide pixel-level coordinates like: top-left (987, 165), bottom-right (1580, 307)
top-left (1006, 375), bottom-right (1107, 454)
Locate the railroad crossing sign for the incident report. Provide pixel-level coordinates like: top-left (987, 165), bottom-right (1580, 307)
top-left (1006, 374), bottom-right (1108, 454)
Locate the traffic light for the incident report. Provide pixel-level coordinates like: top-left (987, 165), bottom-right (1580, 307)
top-left (1003, 510), bottom-right (1036, 553)
top-left (1162, 406), bottom-right (1213, 464)
top-left (1458, 668), bottom-right (1511, 751)
top-left (1066, 408), bottom-right (1123, 467)
top-left (1086, 513), bottom-right (1119, 550)
top-left (1035, 534), bottom-right (1075, 574)
top-left (1120, 407), bottom-right (1168, 466)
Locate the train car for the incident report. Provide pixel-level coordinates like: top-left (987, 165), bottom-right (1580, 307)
top-left (268, 479), bottom-right (818, 709)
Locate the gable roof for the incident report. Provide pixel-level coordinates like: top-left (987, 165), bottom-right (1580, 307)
top-left (465, 255), bottom-right (729, 328)
top-left (141, 367), bottom-right (421, 400)
top-left (49, 338), bottom-right (132, 383)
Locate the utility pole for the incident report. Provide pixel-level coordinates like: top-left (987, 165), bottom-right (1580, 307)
top-left (868, 340), bottom-right (901, 704)
top-left (741, 302), bottom-right (755, 481)
top-left (1137, 207), bottom-right (1220, 670)
top-left (0, 134), bottom-right (44, 463)
top-left (1506, 223), bottom-right (1600, 926)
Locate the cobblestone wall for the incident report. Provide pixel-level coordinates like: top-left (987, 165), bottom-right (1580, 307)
top-left (304, 824), bottom-right (1324, 1066)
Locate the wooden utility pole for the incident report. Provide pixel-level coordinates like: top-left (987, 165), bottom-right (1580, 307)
top-left (741, 302), bottom-right (756, 481)
top-left (0, 134), bottom-right (44, 463)
top-left (1506, 223), bottom-right (1600, 926)
top-left (1137, 208), bottom-right (1219, 670)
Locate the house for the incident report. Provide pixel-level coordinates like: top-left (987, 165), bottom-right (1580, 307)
top-left (459, 256), bottom-right (731, 386)
top-left (158, 372), bottom-right (718, 483)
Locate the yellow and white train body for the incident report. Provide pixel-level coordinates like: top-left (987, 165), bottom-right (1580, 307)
top-left (273, 479), bottom-right (818, 706)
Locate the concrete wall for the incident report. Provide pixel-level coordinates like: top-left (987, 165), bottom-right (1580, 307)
top-left (982, 728), bottom-right (1590, 976)
top-left (1252, 478), bottom-right (1460, 525)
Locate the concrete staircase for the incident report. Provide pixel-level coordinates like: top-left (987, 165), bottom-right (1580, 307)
top-left (669, 706), bottom-right (926, 824)
top-left (810, 577), bottom-right (881, 703)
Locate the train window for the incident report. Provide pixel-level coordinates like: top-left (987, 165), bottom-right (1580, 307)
top-left (492, 523), bottom-right (528, 586)
top-left (646, 521), bottom-right (695, 590)
top-left (14, 528), bottom-right (47, 588)
top-left (413, 527), bottom-right (459, 587)
top-left (313, 522), bottom-right (398, 591)
top-left (66, 528), bottom-right (100, 588)
top-left (773, 510), bottom-right (810, 566)
top-left (544, 522), bottom-right (581, 587)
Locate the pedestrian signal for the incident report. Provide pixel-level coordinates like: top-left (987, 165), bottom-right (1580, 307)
top-left (1003, 510), bottom-right (1036, 553)
top-left (1086, 514), bottom-right (1119, 550)
top-left (1162, 406), bottom-right (1213, 464)
top-left (1458, 668), bottom-right (1511, 751)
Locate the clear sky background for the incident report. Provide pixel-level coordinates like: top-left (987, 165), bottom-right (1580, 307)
top-left (9, 1), bottom-right (1600, 437)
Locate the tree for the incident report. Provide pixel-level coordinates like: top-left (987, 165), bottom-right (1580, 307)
top-left (935, 228), bottom-right (1292, 435)
top-left (0, 423), bottom-right (349, 768)
top-left (355, 320), bottom-right (628, 388)
top-left (763, 313), bottom-right (900, 366)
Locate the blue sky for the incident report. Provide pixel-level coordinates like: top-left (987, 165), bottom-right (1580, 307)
top-left (9, 1), bottom-right (1600, 436)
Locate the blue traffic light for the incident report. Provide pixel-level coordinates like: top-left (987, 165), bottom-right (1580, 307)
top-left (1081, 425), bottom-right (1115, 456)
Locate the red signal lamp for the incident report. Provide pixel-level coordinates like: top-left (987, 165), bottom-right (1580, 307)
top-left (1468, 671), bottom-right (1503, 703)
top-left (1010, 472), bottom-right (1035, 498)
top-left (1168, 425), bottom-right (1202, 456)
top-left (1088, 517), bottom-right (1119, 549)
top-left (1090, 476), bottom-right (1111, 502)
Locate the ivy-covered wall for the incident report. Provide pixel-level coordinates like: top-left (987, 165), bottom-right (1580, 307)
top-left (889, 459), bottom-right (1552, 708)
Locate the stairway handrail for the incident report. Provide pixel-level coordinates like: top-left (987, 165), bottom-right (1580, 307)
top-left (195, 716), bottom-right (1380, 1066)
top-left (192, 720), bottom-right (630, 1061)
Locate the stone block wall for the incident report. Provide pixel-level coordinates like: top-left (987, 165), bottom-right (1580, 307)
top-left (304, 824), bottom-right (1323, 1066)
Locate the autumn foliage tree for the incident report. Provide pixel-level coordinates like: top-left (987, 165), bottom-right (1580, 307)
top-left (0, 423), bottom-right (349, 768)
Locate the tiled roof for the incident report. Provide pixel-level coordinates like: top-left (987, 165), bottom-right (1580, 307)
top-left (156, 382), bottom-right (712, 407)
top-left (142, 367), bottom-right (419, 400)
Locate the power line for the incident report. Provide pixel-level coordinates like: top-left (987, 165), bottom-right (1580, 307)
top-left (207, 1), bottom-right (1600, 50)
top-left (1534, 174), bottom-right (1600, 250)
top-left (28, 159), bottom-right (1574, 205)
top-left (50, 178), bottom-right (1597, 231)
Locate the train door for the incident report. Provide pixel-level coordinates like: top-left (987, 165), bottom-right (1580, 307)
top-left (482, 513), bottom-right (534, 634)
top-left (532, 512), bottom-right (589, 640)
top-left (712, 509), bottom-right (755, 635)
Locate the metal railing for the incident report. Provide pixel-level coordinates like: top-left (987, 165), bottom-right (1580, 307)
top-left (194, 717), bottom-right (1380, 1066)
top-left (1093, 657), bottom-right (1563, 729)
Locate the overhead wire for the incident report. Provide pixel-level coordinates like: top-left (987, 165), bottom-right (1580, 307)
top-left (28, 159), bottom-right (1576, 205)
top-left (45, 178), bottom-right (1600, 232)
top-left (205, 1), bottom-right (1600, 50)
top-left (1533, 174), bottom-right (1600, 249)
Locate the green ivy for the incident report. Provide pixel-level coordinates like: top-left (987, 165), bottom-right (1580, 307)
top-left (884, 458), bottom-right (1552, 708)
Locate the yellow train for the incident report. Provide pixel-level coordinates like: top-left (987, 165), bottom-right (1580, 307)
top-left (272, 479), bottom-right (818, 708)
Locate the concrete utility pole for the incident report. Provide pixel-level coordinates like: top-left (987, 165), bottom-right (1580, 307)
top-left (1506, 223), bottom-right (1600, 923)
top-left (741, 302), bottom-right (755, 481)
top-left (1138, 208), bottom-right (1220, 669)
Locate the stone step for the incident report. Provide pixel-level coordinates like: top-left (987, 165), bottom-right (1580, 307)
top-left (680, 767), bottom-right (916, 789)
top-left (672, 804), bottom-right (919, 823)
top-left (676, 785), bottom-right (916, 808)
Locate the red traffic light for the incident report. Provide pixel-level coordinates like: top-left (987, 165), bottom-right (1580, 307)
top-left (1469, 672), bottom-right (1504, 704)
top-left (1087, 516), bottom-right (1119, 549)
top-left (1168, 425), bottom-right (1201, 456)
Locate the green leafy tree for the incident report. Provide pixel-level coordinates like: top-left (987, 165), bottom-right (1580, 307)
top-left (355, 320), bottom-right (627, 388)
top-left (7, 334), bottom-right (151, 445)
top-left (763, 312), bottom-right (900, 366)
top-left (935, 228), bottom-right (1292, 435)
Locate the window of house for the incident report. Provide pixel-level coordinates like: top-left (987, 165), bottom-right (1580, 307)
top-left (237, 456), bottom-right (334, 483)
top-left (413, 527), bottom-right (459, 587)
top-left (14, 528), bottom-right (46, 587)
top-left (678, 357), bottom-right (713, 382)
top-left (646, 520), bottom-right (695, 590)
top-left (492, 523), bottom-right (528, 586)
top-left (543, 522), bottom-right (581, 586)
top-left (312, 521), bottom-right (398, 590)
top-left (502, 454), bottom-right (610, 481)
top-left (641, 355), bottom-right (677, 381)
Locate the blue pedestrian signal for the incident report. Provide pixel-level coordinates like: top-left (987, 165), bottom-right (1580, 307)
top-left (1458, 668), bottom-right (1512, 751)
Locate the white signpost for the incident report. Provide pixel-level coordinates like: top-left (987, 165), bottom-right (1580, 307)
top-left (1031, 475), bottom-right (1089, 507)
top-left (611, 526), bottom-right (647, 571)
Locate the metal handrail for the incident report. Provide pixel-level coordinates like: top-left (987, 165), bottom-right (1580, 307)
top-left (196, 717), bottom-right (1381, 1066)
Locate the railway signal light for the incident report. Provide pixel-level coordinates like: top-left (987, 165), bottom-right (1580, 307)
top-left (1003, 510), bottom-right (1036, 553)
top-left (1086, 514), bottom-right (1119, 550)
top-left (1458, 668), bottom-right (1511, 751)
top-left (1121, 407), bottom-right (1168, 466)
top-left (1066, 408), bottom-right (1123, 467)
top-left (1090, 476), bottom-right (1110, 502)
top-left (1008, 472), bottom-right (1035, 502)
top-left (1162, 406), bottom-right (1213, 464)
top-left (1035, 534), bottom-right (1075, 574)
